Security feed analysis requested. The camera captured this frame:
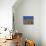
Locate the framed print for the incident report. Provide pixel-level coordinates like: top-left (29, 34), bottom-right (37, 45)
top-left (23, 16), bottom-right (34, 25)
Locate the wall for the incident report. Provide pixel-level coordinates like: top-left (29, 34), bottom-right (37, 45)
top-left (0, 0), bottom-right (16, 30)
top-left (13, 0), bottom-right (41, 46)
top-left (41, 0), bottom-right (46, 46)
top-left (0, 0), bottom-right (16, 39)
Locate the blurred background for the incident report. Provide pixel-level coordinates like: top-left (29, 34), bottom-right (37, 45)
top-left (0, 0), bottom-right (46, 46)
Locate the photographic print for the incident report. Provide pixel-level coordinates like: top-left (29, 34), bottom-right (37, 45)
top-left (23, 16), bottom-right (34, 25)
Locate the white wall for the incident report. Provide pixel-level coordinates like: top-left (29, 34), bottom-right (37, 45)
top-left (0, 0), bottom-right (16, 29)
top-left (13, 0), bottom-right (46, 46)
top-left (41, 0), bottom-right (46, 46)
top-left (13, 0), bottom-right (41, 46)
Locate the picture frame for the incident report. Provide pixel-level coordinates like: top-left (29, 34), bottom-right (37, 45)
top-left (23, 16), bottom-right (34, 25)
